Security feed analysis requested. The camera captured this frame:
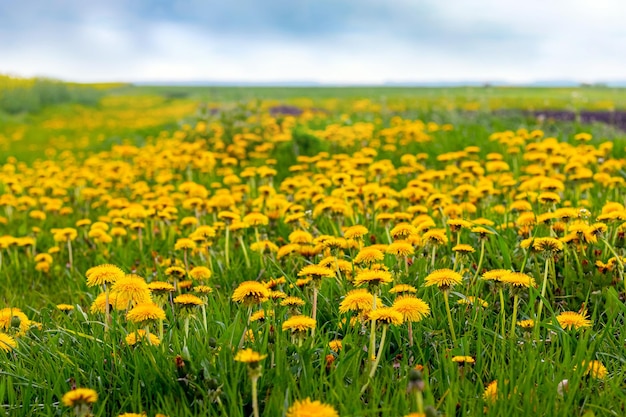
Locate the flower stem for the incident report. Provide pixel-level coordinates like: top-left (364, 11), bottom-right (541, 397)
top-left (66, 238), bottom-right (74, 271)
top-left (431, 246), bottom-right (437, 269)
top-left (312, 285), bottom-right (319, 338)
top-left (369, 292), bottom-right (377, 370)
top-left (443, 290), bottom-right (456, 344)
top-left (535, 258), bottom-right (551, 336)
top-left (184, 316), bottom-right (190, 342)
top-left (224, 226), bottom-right (230, 269)
top-left (510, 293), bottom-right (519, 338)
top-left (499, 287), bottom-right (506, 340)
top-left (472, 240), bottom-right (486, 284)
top-left (238, 236), bottom-right (251, 268)
top-left (251, 375), bottom-right (260, 417)
top-left (104, 284), bottom-right (110, 333)
top-left (368, 324), bottom-right (387, 379)
top-left (602, 238), bottom-right (624, 286)
top-left (416, 390), bottom-right (424, 414)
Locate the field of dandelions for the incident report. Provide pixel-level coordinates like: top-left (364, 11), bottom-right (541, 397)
top-left (2, 79), bottom-right (626, 417)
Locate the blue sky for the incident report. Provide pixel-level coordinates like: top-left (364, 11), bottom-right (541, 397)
top-left (0, 0), bottom-right (625, 83)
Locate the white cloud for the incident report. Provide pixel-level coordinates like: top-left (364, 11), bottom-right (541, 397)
top-left (1, 0), bottom-right (626, 83)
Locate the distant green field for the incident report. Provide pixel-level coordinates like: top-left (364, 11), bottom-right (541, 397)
top-left (124, 85), bottom-right (626, 110)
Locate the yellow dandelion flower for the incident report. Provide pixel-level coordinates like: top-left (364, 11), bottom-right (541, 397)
top-left (353, 269), bottom-right (393, 287)
top-left (173, 294), bottom-right (205, 307)
top-left (189, 266), bottom-right (212, 281)
top-left (232, 281), bottom-right (270, 305)
top-left (174, 238), bottom-right (196, 251)
top-left (452, 244), bottom-right (475, 254)
top-left (34, 253), bottom-right (53, 263)
top-left (452, 356), bottom-right (475, 364)
top-left (85, 264), bottom-right (125, 287)
top-left (165, 266), bottom-right (186, 277)
top-left (298, 264), bottom-right (335, 280)
top-left (517, 319), bottom-right (535, 329)
top-left (286, 398), bottom-right (339, 417)
top-left (56, 304), bottom-right (74, 312)
top-left (538, 192), bottom-right (561, 204)
top-left (234, 348), bottom-right (267, 364)
top-left (250, 240), bottom-right (279, 253)
top-left (390, 223), bottom-right (418, 239)
top-left (339, 289), bottom-right (373, 314)
top-left (147, 281), bottom-right (175, 295)
top-left (282, 315), bottom-right (316, 333)
top-left (111, 275), bottom-right (151, 307)
top-left (343, 225), bottom-right (369, 239)
top-left (556, 311), bottom-right (592, 330)
top-left (62, 388), bottom-right (98, 407)
top-left (368, 307), bottom-right (403, 325)
top-left (580, 360), bottom-right (607, 380)
top-left (354, 247), bottom-right (385, 264)
top-left (423, 229), bottom-right (448, 246)
top-left (471, 226), bottom-right (494, 239)
top-left (392, 296), bottom-right (430, 322)
top-left (295, 277), bottom-right (312, 287)
top-left (533, 237), bottom-right (563, 253)
top-left (90, 291), bottom-right (126, 313)
top-left (126, 303), bottom-right (166, 324)
top-left (389, 284), bottom-right (417, 295)
top-left (243, 212), bottom-right (269, 227)
top-left (264, 277), bottom-right (286, 289)
top-left (481, 269), bottom-right (510, 282)
top-left (483, 380), bottom-right (498, 402)
top-left (447, 218), bottom-right (473, 232)
top-left (125, 330), bottom-right (161, 346)
top-left (588, 222), bottom-right (608, 238)
top-left (574, 132), bottom-right (592, 142)
top-left (218, 211), bottom-right (240, 223)
top-left (501, 272), bottom-right (537, 288)
top-left (329, 340), bottom-right (343, 352)
top-left (457, 296), bottom-right (488, 308)
top-left (386, 241), bottom-right (415, 257)
top-left (250, 309), bottom-right (268, 322)
top-left (194, 285), bottom-right (213, 294)
top-left (0, 332), bottom-right (17, 352)
top-left (289, 230), bottom-right (314, 244)
top-left (0, 308), bottom-right (31, 334)
top-left (424, 269), bottom-right (462, 290)
top-left (280, 296), bottom-right (306, 308)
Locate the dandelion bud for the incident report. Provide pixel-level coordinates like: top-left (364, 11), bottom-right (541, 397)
top-left (408, 369), bottom-right (425, 392)
top-left (174, 355), bottom-right (186, 369)
top-left (182, 346), bottom-right (191, 361)
top-left (409, 368), bottom-right (422, 382)
top-left (208, 337), bottom-right (217, 349)
top-left (207, 377), bottom-right (219, 390)
top-left (425, 405), bottom-right (438, 417)
top-left (10, 315), bottom-right (21, 328)
top-left (557, 379), bottom-right (569, 397)
top-left (325, 354), bottom-right (335, 371)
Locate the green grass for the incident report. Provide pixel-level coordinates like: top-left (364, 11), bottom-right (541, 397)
top-left (124, 84), bottom-right (626, 110)
top-left (1, 88), bottom-right (626, 416)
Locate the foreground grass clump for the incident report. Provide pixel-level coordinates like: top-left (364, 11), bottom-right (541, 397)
top-left (1, 95), bottom-right (626, 416)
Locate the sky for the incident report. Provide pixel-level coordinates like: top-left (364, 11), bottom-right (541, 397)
top-left (0, 0), bottom-right (625, 84)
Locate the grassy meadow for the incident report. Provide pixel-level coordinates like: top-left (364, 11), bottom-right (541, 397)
top-left (1, 78), bottom-right (626, 416)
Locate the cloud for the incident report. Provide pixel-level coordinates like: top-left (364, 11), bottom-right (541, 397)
top-left (0, 0), bottom-right (625, 82)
